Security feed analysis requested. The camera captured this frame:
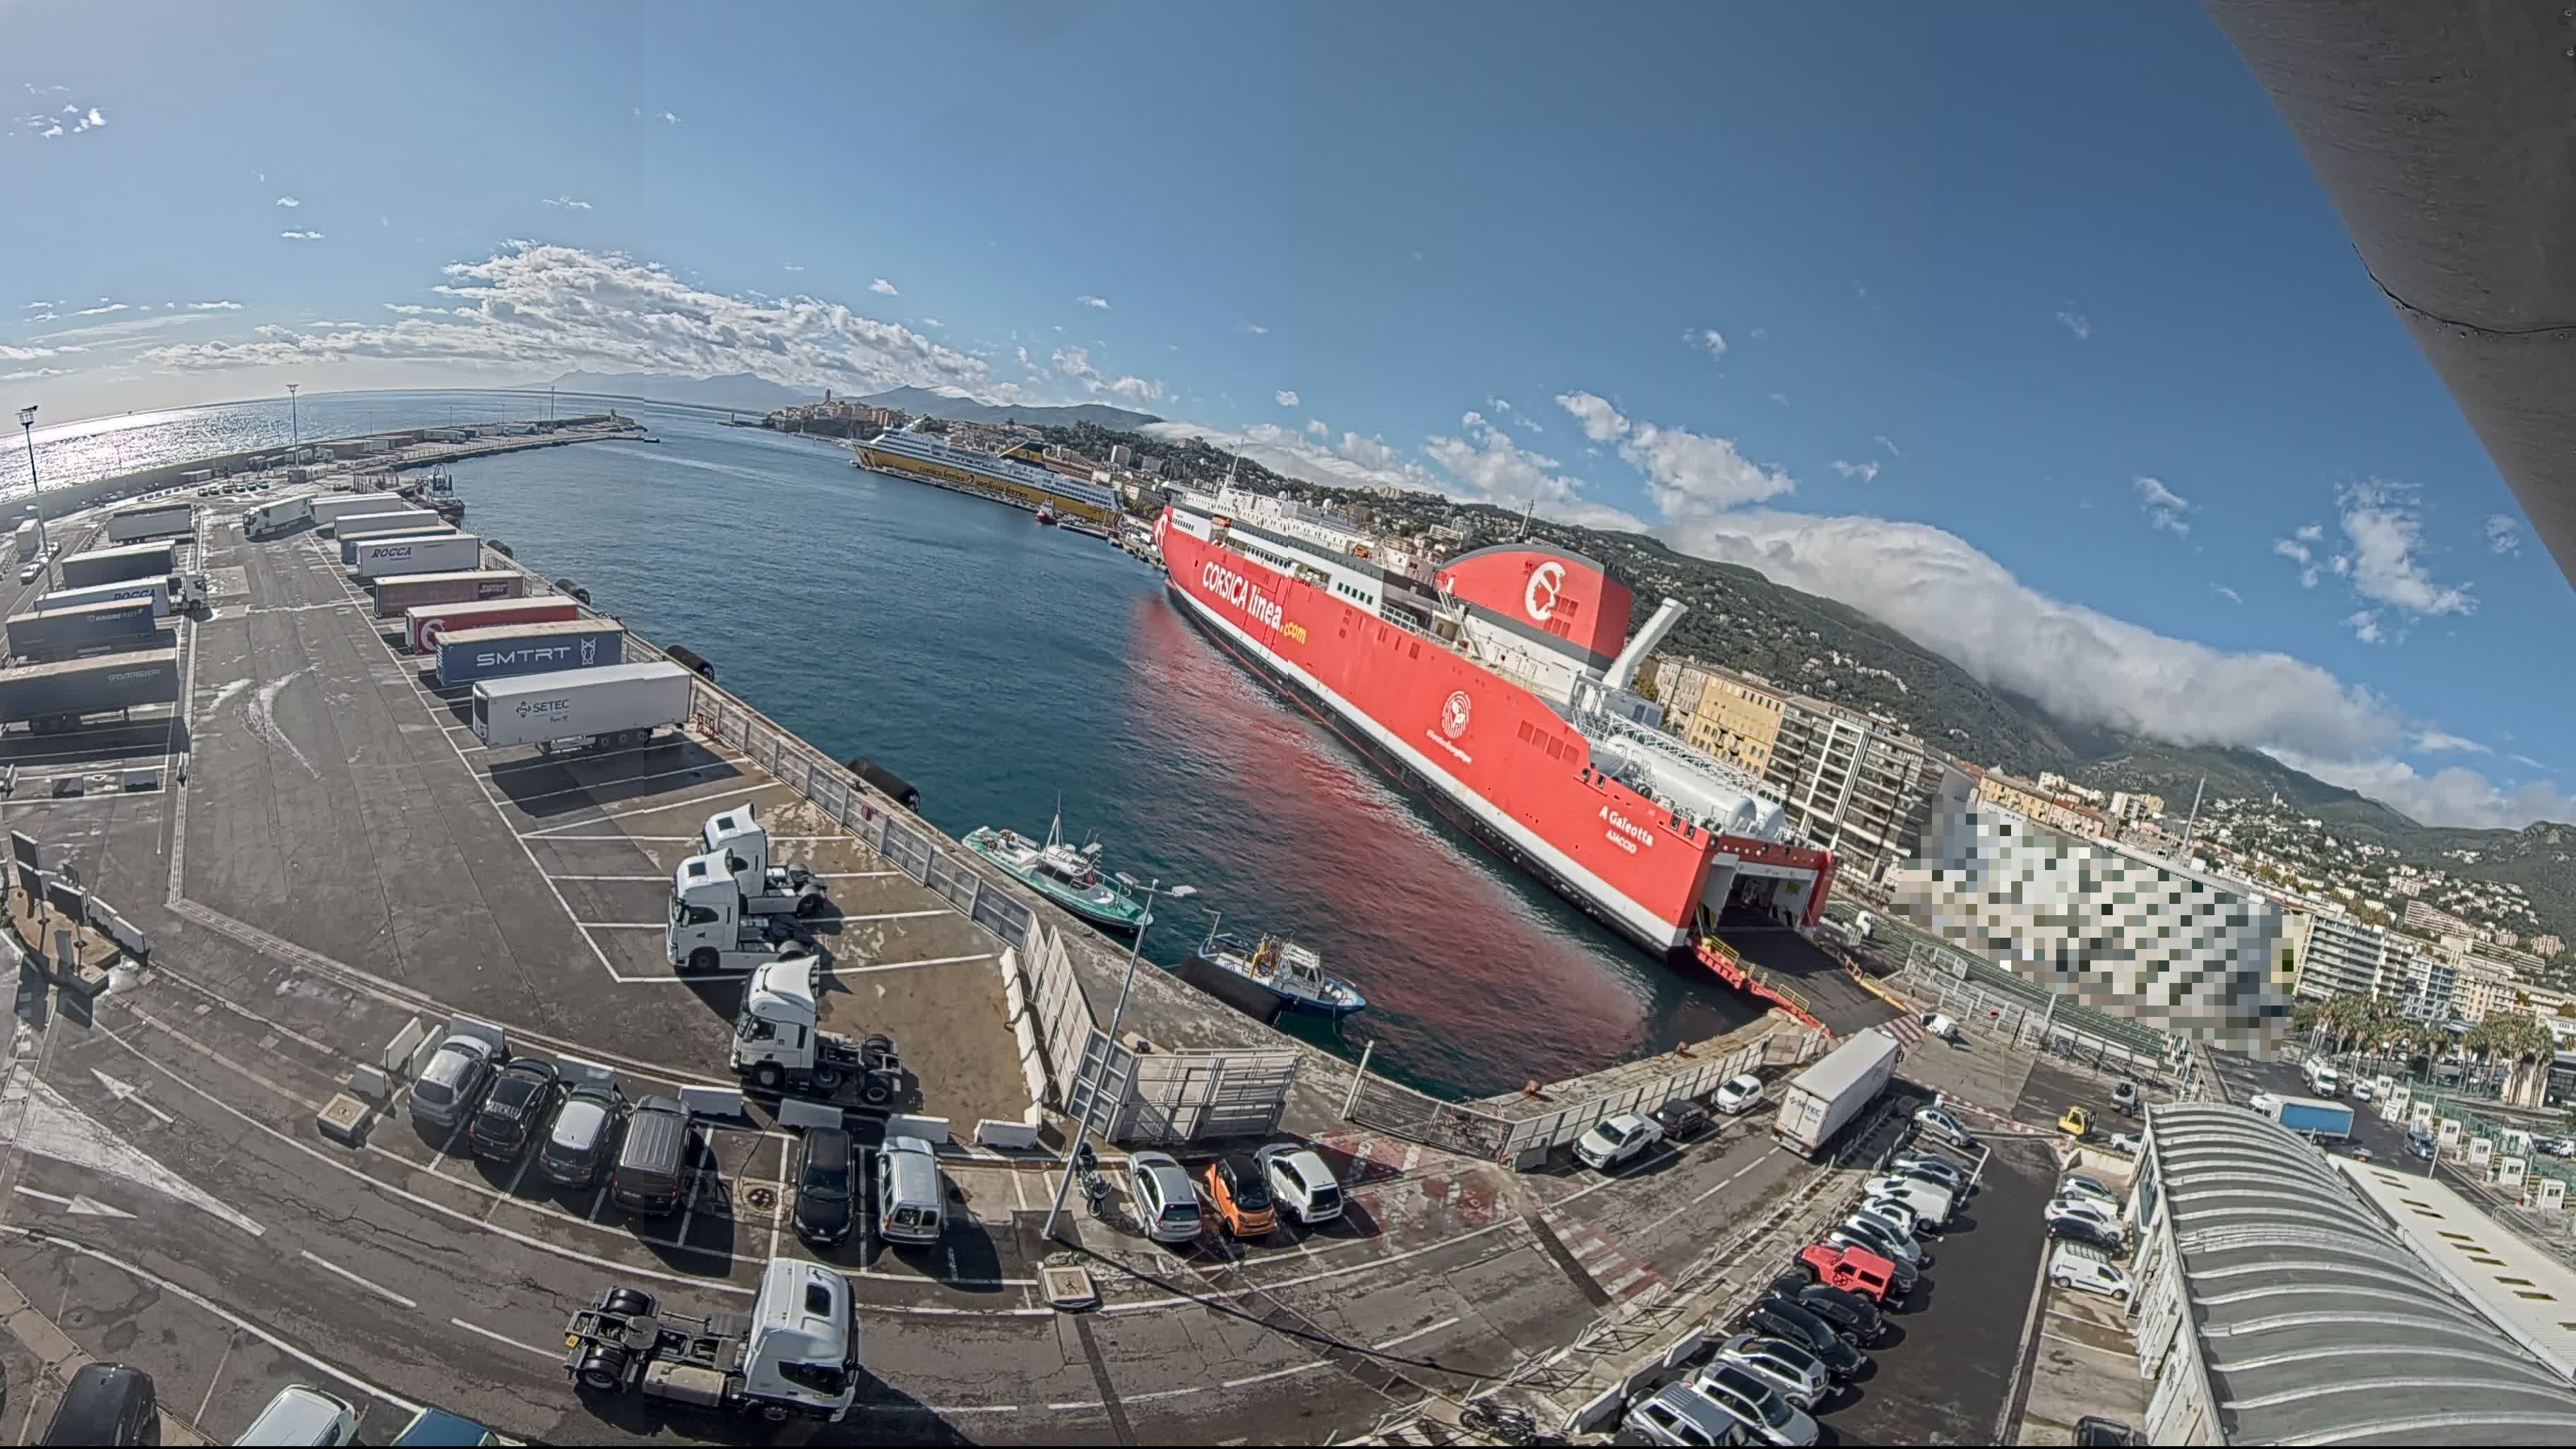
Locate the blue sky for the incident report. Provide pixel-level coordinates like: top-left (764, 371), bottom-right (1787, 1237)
top-left (6, 3), bottom-right (2569, 827)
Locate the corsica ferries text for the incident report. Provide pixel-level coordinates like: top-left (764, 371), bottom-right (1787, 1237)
top-left (1201, 561), bottom-right (1284, 631)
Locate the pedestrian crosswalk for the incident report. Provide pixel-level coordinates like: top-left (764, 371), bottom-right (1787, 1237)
top-left (1537, 1207), bottom-right (1666, 1306)
top-left (1883, 1013), bottom-right (1927, 1047)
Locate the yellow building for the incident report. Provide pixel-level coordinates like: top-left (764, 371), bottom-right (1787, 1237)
top-left (1683, 670), bottom-right (1787, 776)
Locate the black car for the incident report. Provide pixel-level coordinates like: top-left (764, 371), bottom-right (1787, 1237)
top-left (2048, 1217), bottom-right (2127, 1256)
top-left (1737, 1296), bottom-right (1866, 1379)
top-left (467, 1059), bottom-right (563, 1162)
top-left (1650, 1097), bottom-right (1712, 1141)
top-left (794, 1127), bottom-right (856, 1246)
top-left (1789, 1282), bottom-right (1885, 1345)
top-left (536, 1081), bottom-right (627, 1188)
top-left (2075, 1416), bottom-right (2144, 1446)
top-left (42, 1364), bottom-right (158, 1446)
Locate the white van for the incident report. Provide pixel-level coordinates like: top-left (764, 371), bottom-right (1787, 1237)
top-left (876, 1135), bottom-right (946, 1246)
top-left (2306, 1063), bottom-right (2341, 1098)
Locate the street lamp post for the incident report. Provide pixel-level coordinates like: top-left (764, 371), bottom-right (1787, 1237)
top-left (16, 405), bottom-right (42, 558)
top-left (286, 383), bottom-right (299, 445)
top-left (1040, 876), bottom-right (1196, 1244)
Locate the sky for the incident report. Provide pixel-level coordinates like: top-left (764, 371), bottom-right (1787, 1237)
top-left (6, 3), bottom-right (2571, 830)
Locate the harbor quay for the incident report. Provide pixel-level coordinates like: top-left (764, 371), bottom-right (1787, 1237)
top-left (0, 463), bottom-right (1923, 1446)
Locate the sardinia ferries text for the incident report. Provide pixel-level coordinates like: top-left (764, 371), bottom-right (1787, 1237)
top-left (1202, 561), bottom-right (1285, 630)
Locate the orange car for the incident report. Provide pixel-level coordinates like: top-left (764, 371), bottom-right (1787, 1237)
top-left (1203, 1152), bottom-right (1278, 1238)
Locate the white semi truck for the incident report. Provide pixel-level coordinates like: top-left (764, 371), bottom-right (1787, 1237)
top-left (1772, 1027), bottom-right (1901, 1158)
top-left (729, 950), bottom-right (900, 1104)
top-left (667, 852), bottom-right (809, 974)
top-left (562, 1257), bottom-right (859, 1424)
top-left (471, 661), bottom-right (695, 753)
top-left (697, 802), bottom-right (828, 918)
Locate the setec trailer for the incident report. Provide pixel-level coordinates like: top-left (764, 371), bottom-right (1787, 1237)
top-left (472, 660), bottom-right (696, 753)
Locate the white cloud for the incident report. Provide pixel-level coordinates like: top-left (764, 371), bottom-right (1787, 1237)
top-left (2210, 583), bottom-right (2242, 604)
top-left (2294, 522), bottom-right (2323, 542)
top-left (2055, 308), bottom-right (2092, 341)
top-left (1049, 345), bottom-right (1162, 406)
top-left (134, 243), bottom-right (994, 400)
top-left (0, 366), bottom-right (74, 381)
top-left (0, 343), bottom-right (76, 362)
top-left (1830, 459), bottom-right (1880, 483)
top-left (870, 278), bottom-right (898, 296)
top-left (1683, 327), bottom-right (1727, 361)
top-left (920, 316), bottom-right (942, 329)
top-left (661, 111), bottom-right (680, 124)
top-left (1767, 392), bottom-right (1789, 407)
top-left (2334, 480), bottom-right (2473, 619)
top-left (782, 263), bottom-right (804, 273)
top-left (2268, 748), bottom-right (2576, 832)
top-left (1304, 418), bottom-right (1328, 437)
top-left (542, 194), bottom-right (592, 210)
top-left (279, 229), bottom-right (325, 240)
top-left (2134, 475), bottom-right (2193, 535)
top-left (1051, 347), bottom-right (1095, 381)
top-left (73, 302), bottom-right (127, 317)
top-left (1423, 410), bottom-right (1581, 506)
top-left (1077, 294), bottom-right (1110, 310)
top-left (1243, 322), bottom-right (1268, 335)
top-left (1874, 435), bottom-right (1900, 459)
top-left (2273, 530), bottom-right (2321, 588)
top-left (1108, 375), bottom-right (1163, 404)
top-left (1553, 391), bottom-right (1795, 516)
top-left (2487, 513), bottom-right (2525, 556)
top-left (1750, 328), bottom-right (1770, 342)
top-left (275, 196), bottom-right (300, 208)
top-left (2414, 730), bottom-right (2491, 755)
top-left (1275, 389), bottom-right (1299, 407)
top-left (2344, 609), bottom-right (2385, 643)
top-left (76, 107), bottom-right (103, 132)
top-left (184, 300), bottom-right (242, 311)
top-left (2512, 753), bottom-right (2550, 770)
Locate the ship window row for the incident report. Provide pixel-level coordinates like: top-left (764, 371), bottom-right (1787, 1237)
top-left (1517, 718), bottom-right (1573, 761)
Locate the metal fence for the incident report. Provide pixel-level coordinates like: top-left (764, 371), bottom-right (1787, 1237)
top-left (1893, 941), bottom-right (2175, 1080)
top-left (1341, 1025), bottom-right (1828, 1164)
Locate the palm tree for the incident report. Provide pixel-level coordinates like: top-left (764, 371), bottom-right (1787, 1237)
top-left (2481, 1012), bottom-right (2560, 1109)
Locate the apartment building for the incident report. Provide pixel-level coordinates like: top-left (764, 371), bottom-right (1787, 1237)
top-left (1650, 657), bottom-right (1717, 729)
top-left (1890, 799), bottom-right (2289, 1051)
top-left (1759, 693), bottom-right (1962, 879)
top-left (1976, 769), bottom-right (2110, 838)
top-left (2108, 789), bottom-right (2167, 823)
top-left (1683, 669), bottom-right (1787, 777)
top-left (2294, 910), bottom-right (2399, 1001)
top-left (2403, 900), bottom-right (2475, 940)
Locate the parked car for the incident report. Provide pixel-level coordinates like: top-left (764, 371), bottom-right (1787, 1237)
top-left (1864, 1179), bottom-right (1953, 1229)
top-left (2105, 1131), bottom-right (2145, 1157)
top-left (1575, 1112), bottom-right (1664, 1171)
top-left (1651, 1096), bottom-right (1713, 1142)
top-left (1689, 1361), bottom-right (1820, 1446)
top-left (466, 1059), bottom-right (561, 1162)
top-left (1880, 1164), bottom-right (1965, 1199)
top-left (409, 1030), bottom-right (503, 1134)
top-left (1715, 1333), bottom-right (1831, 1412)
top-left (1891, 1151), bottom-right (1973, 1193)
top-left (1850, 1198), bottom-right (1925, 1248)
top-left (1714, 1074), bottom-right (1767, 1115)
top-left (1253, 1144), bottom-right (1345, 1227)
top-left (1914, 1104), bottom-right (1977, 1148)
top-left (41, 1364), bottom-right (157, 1446)
top-left (792, 1126), bottom-right (857, 1248)
top-left (2047, 1217), bottom-right (2126, 1256)
top-left (2044, 1196), bottom-right (2124, 1241)
top-left (876, 1134), bottom-right (945, 1246)
top-left (2111, 1077), bottom-right (2140, 1113)
top-left (2349, 1080), bottom-right (2375, 1104)
top-left (1794, 1242), bottom-right (1897, 1304)
top-left (1743, 1293), bottom-right (1869, 1376)
top-left (1782, 1280), bottom-right (1884, 1345)
top-left (536, 1080), bottom-right (626, 1188)
top-left (2058, 1173), bottom-right (2121, 1207)
top-left (234, 1385), bottom-right (359, 1446)
top-left (1128, 1151), bottom-right (1205, 1246)
top-left (609, 1095), bottom-right (696, 1217)
top-left (1818, 1224), bottom-right (1921, 1288)
top-left (2049, 1243), bottom-right (2132, 1301)
top-left (1624, 1381), bottom-right (1749, 1448)
top-left (1203, 1152), bottom-right (1277, 1239)
top-left (2075, 1414), bottom-right (2146, 1445)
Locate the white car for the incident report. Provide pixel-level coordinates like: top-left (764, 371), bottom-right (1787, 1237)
top-left (1914, 1105), bottom-right (1977, 1147)
top-left (1575, 1112), bottom-right (1664, 1171)
top-left (2044, 1196), bottom-right (2123, 1239)
top-left (2049, 1243), bottom-right (2132, 1301)
top-left (1838, 1212), bottom-right (1924, 1266)
top-left (2105, 1131), bottom-right (2145, 1157)
top-left (2058, 1173), bottom-right (2120, 1208)
top-left (1126, 1151), bottom-right (1205, 1246)
top-left (15, 563), bottom-right (36, 584)
top-left (2350, 1080), bottom-right (2375, 1103)
top-left (1851, 1198), bottom-right (1923, 1243)
top-left (1253, 1145), bottom-right (1344, 1226)
top-left (1864, 1177), bottom-right (1953, 1227)
top-left (1713, 1073), bottom-right (1766, 1115)
top-left (1688, 1361), bottom-right (1821, 1446)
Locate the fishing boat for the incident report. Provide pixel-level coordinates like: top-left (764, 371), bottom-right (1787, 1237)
top-left (1183, 925), bottom-right (1367, 1020)
top-left (1035, 504), bottom-right (1058, 526)
top-left (962, 811), bottom-right (1152, 933)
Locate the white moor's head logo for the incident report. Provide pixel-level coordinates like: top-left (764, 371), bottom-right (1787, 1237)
top-left (1440, 691), bottom-right (1473, 739)
top-left (1524, 561), bottom-right (1566, 623)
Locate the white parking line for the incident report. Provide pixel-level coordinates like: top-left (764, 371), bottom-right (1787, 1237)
top-left (448, 1318), bottom-right (561, 1360)
top-left (549, 874), bottom-right (669, 881)
top-left (519, 783), bottom-right (785, 839)
top-left (840, 952), bottom-right (994, 975)
top-left (501, 764), bottom-right (732, 806)
top-left (299, 1250), bottom-right (420, 1309)
top-left (576, 922), bottom-right (665, 929)
top-left (838, 909), bottom-right (950, 924)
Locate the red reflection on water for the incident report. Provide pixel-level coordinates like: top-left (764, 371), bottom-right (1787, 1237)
top-left (1112, 592), bottom-right (1680, 1091)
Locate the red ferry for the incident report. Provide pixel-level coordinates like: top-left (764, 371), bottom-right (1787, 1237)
top-left (1157, 489), bottom-right (1836, 962)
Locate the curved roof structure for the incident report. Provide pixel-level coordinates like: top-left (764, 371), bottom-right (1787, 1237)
top-left (2206, 1), bottom-right (2576, 592)
top-left (2151, 1102), bottom-right (2576, 1443)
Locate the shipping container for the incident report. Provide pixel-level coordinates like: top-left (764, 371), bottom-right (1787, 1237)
top-left (107, 503), bottom-right (195, 544)
top-left (402, 596), bottom-right (579, 653)
top-left (11, 520), bottom-right (35, 560)
top-left (38, 576), bottom-right (176, 619)
top-left (434, 619), bottom-right (627, 688)
top-left (373, 568), bottom-right (523, 621)
top-left (340, 526), bottom-right (456, 566)
top-left (354, 533), bottom-right (479, 580)
top-left (1772, 1029), bottom-right (1900, 1158)
top-left (244, 497), bottom-right (313, 536)
top-left (59, 542), bottom-right (177, 590)
top-left (472, 661), bottom-right (694, 751)
top-left (304, 491), bottom-right (406, 528)
top-left (330, 508), bottom-right (443, 542)
top-left (0, 646), bottom-right (179, 729)
top-left (7, 598), bottom-right (163, 662)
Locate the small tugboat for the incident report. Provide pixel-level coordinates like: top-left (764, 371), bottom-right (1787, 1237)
top-left (1034, 504), bottom-right (1058, 526)
top-left (1183, 924), bottom-right (1367, 1020)
top-left (962, 810), bottom-right (1152, 933)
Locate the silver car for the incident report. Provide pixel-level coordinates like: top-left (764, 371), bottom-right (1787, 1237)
top-left (1624, 1382), bottom-right (1746, 1448)
top-left (1127, 1151), bottom-right (1204, 1246)
top-left (1689, 1361), bottom-right (1820, 1446)
top-left (1717, 1332), bottom-right (1830, 1411)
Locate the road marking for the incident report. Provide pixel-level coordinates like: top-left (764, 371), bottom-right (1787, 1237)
top-left (448, 1317), bottom-right (560, 1360)
top-left (1, 1074), bottom-right (266, 1236)
top-left (2039, 1328), bottom-right (2133, 1359)
top-left (550, 874), bottom-right (669, 881)
top-left (842, 952), bottom-right (994, 975)
top-left (499, 764), bottom-right (727, 805)
top-left (90, 1069), bottom-right (174, 1125)
top-left (4, 1227), bottom-right (424, 1414)
top-left (612, 950), bottom-right (998, 984)
top-left (837, 909), bottom-right (950, 924)
top-left (1629, 1145), bottom-right (1776, 1241)
top-left (10, 1185), bottom-right (134, 1218)
top-left (520, 784), bottom-right (783, 838)
top-left (299, 1250), bottom-right (420, 1308)
top-left (576, 922), bottom-right (665, 929)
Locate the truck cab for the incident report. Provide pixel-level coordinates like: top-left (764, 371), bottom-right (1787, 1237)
top-left (698, 804), bottom-right (827, 918)
top-left (730, 951), bottom-right (900, 1102)
top-left (563, 1257), bottom-right (858, 1424)
top-left (667, 851), bottom-right (803, 974)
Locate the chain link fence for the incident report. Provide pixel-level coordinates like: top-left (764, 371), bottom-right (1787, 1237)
top-left (1892, 940), bottom-right (2176, 1084)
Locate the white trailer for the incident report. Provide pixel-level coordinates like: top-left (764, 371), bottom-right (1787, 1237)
top-left (470, 660), bottom-right (695, 753)
top-left (244, 497), bottom-right (314, 537)
top-left (304, 491), bottom-right (406, 529)
top-left (107, 503), bottom-right (195, 544)
top-left (1772, 1028), bottom-right (1901, 1158)
top-left (11, 519), bottom-right (35, 561)
top-left (331, 508), bottom-right (443, 542)
top-left (563, 1258), bottom-right (858, 1423)
top-left (354, 533), bottom-right (481, 580)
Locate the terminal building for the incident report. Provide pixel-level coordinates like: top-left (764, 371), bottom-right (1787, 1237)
top-left (2127, 1103), bottom-right (2576, 1443)
top-left (1886, 799), bottom-right (2289, 1053)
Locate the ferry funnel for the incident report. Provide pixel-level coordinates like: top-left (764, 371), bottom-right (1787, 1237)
top-left (1603, 597), bottom-right (1685, 692)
